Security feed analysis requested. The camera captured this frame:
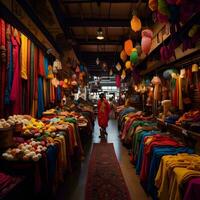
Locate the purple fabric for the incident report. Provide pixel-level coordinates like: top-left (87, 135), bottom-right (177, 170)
top-left (183, 177), bottom-right (200, 200)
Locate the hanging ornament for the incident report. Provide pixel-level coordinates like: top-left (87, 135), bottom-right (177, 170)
top-left (124, 39), bottom-right (133, 56)
top-left (148, 0), bottom-right (158, 11)
top-left (51, 78), bottom-right (59, 87)
top-left (125, 61), bottom-right (132, 69)
top-left (192, 64), bottom-right (199, 72)
top-left (130, 15), bottom-right (142, 32)
top-left (120, 49), bottom-right (127, 62)
top-left (130, 48), bottom-right (138, 64)
top-left (59, 80), bottom-right (64, 87)
top-left (121, 70), bottom-right (126, 80)
top-left (141, 29), bottom-right (153, 55)
top-left (116, 62), bottom-right (121, 71)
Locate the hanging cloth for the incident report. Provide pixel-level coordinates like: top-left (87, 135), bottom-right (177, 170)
top-left (44, 56), bottom-right (49, 78)
top-left (30, 42), bottom-right (35, 114)
top-left (0, 19), bottom-right (6, 117)
top-left (26, 39), bottom-right (31, 114)
top-left (4, 24), bottom-right (13, 106)
top-left (38, 49), bottom-right (45, 77)
top-left (38, 76), bottom-right (44, 118)
top-left (10, 30), bottom-right (22, 114)
top-left (31, 46), bottom-right (38, 117)
top-left (178, 75), bottom-right (183, 110)
top-left (20, 33), bottom-right (28, 79)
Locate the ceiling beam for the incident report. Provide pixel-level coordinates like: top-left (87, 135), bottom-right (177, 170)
top-left (63, 0), bottom-right (145, 3)
top-left (49, 0), bottom-right (82, 61)
top-left (16, 0), bottom-right (61, 54)
top-left (78, 39), bottom-right (122, 45)
top-left (66, 18), bottom-right (130, 27)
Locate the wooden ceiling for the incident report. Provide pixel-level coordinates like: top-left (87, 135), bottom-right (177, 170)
top-left (19, 0), bottom-right (153, 76)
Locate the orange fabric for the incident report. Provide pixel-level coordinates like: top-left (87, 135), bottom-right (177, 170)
top-left (38, 49), bottom-right (45, 77)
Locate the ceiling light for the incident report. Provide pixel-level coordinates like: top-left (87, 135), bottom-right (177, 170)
top-left (96, 27), bottom-right (104, 40)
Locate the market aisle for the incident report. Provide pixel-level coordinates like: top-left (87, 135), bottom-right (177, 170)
top-left (56, 119), bottom-right (151, 200)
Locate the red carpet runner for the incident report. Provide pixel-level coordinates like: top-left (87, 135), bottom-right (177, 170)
top-left (85, 143), bottom-right (131, 200)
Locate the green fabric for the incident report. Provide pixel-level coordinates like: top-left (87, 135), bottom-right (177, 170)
top-left (64, 117), bottom-right (77, 123)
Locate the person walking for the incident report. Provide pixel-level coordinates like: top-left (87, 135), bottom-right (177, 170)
top-left (97, 93), bottom-right (110, 138)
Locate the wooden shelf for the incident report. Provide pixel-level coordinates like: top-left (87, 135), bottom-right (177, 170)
top-left (137, 11), bottom-right (200, 75)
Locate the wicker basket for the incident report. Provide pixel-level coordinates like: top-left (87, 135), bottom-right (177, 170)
top-left (14, 123), bottom-right (23, 133)
top-left (0, 126), bottom-right (14, 149)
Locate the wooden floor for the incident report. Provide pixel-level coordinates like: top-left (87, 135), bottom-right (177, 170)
top-left (56, 119), bottom-right (152, 200)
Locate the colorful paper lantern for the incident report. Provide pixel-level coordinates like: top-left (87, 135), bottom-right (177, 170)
top-left (148, 0), bottom-right (158, 11)
top-left (120, 50), bottom-right (127, 62)
top-left (192, 64), bottom-right (198, 72)
top-left (121, 70), bottom-right (126, 80)
top-left (116, 62), bottom-right (122, 71)
top-left (124, 39), bottom-right (133, 56)
top-left (141, 29), bottom-right (153, 55)
top-left (59, 80), bottom-right (64, 87)
top-left (130, 50), bottom-right (138, 64)
top-left (125, 61), bottom-right (132, 69)
top-left (130, 15), bottom-right (142, 32)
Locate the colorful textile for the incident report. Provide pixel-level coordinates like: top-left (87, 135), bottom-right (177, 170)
top-left (20, 33), bottom-right (28, 79)
top-left (38, 76), bottom-right (44, 118)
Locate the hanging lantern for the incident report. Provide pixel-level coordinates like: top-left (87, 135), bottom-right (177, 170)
top-left (47, 65), bottom-right (54, 79)
top-left (51, 78), bottom-right (59, 87)
top-left (130, 48), bottom-right (138, 64)
top-left (116, 62), bottom-right (121, 71)
top-left (96, 57), bottom-right (100, 65)
top-left (192, 64), bottom-right (198, 72)
top-left (125, 61), bottom-right (132, 69)
top-left (130, 15), bottom-right (142, 32)
top-left (148, 0), bottom-right (158, 11)
top-left (121, 70), bottom-right (126, 80)
top-left (120, 49), bottom-right (127, 62)
top-left (115, 75), bottom-right (121, 88)
top-left (124, 39), bottom-right (133, 56)
top-left (141, 29), bottom-right (153, 55)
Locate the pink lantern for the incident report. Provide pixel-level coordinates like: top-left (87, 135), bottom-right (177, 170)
top-left (141, 37), bottom-right (152, 55)
top-left (115, 75), bottom-right (121, 88)
top-left (141, 29), bottom-right (153, 55)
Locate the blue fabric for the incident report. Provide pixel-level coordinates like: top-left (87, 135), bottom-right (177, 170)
top-left (46, 145), bottom-right (58, 182)
top-left (38, 76), bottom-right (44, 118)
top-left (136, 131), bottom-right (158, 175)
top-left (57, 86), bottom-right (61, 101)
top-left (44, 56), bottom-right (48, 77)
top-left (147, 146), bottom-right (194, 199)
top-left (4, 42), bottom-right (13, 105)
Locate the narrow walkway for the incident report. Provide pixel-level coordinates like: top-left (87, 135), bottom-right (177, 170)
top-left (56, 119), bottom-right (151, 200)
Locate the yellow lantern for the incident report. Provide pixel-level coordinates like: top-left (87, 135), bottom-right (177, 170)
top-left (120, 50), bottom-right (127, 62)
top-left (125, 61), bottom-right (132, 69)
top-left (192, 64), bottom-right (198, 72)
top-left (130, 15), bottom-right (142, 32)
top-left (124, 39), bottom-right (133, 56)
top-left (121, 70), bottom-right (126, 80)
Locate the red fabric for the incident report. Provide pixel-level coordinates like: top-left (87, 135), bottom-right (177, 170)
top-left (140, 134), bottom-right (183, 183)
top-left (97, 98), bottom-right (110, 128)
top-left (38, 49), bottom-right (45, 77)
top-left (10, 34), bottom-right (22, 114)
top-left (0, 19), bottom-right (6, 117)
top-left (26, 39), bottom-right (31, 114)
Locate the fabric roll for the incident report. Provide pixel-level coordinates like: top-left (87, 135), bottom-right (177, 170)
top-left (20, 33), bottom-right (28, 79)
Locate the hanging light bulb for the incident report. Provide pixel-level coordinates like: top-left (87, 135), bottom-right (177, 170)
top-left (96, 27), bottom-right (104, 40)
